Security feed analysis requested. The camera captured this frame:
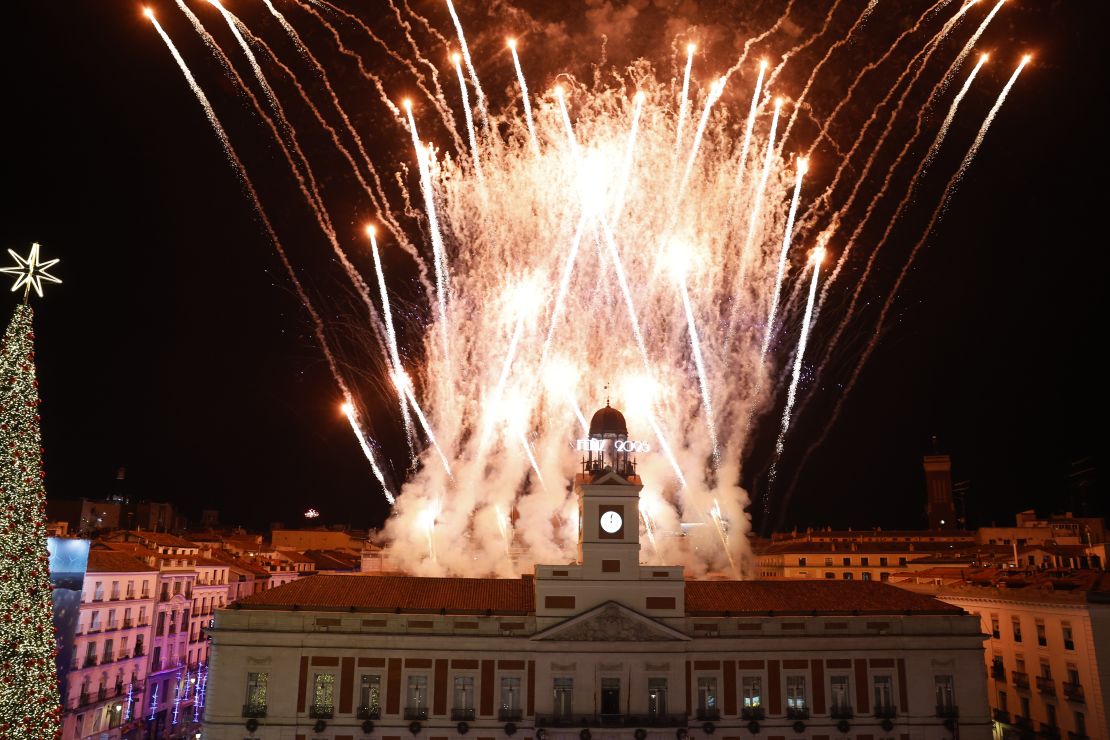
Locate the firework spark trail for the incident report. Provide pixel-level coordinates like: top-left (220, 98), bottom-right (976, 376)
top-left (760, 0), bottom-right (846, 108)
top-left (805, 0), bottom-right (975, 229)
top-left (401, 0), bottom-right (452, 50)
top-left (479, 300), bottom-right (531, 453)
top-left (405, 103), bottom-right (451, 364)
top-left (401, 377), bottom-right (454, 476)
top-left (210, 0), bottom-right (389, 353)
top-left (508, 39), bottom-right (539, 155)
top-left (306, 0), bottom-right (463, 151)
top-left (445, 0), bottom-right (489, 131)
top-left (804, 0), bottom-right (954, 161)
top-left (554, 87), bottom-right (580, 159)
top-left (517, 430), bottom-right (546, 488)
top-left (733, 60), bottom-right (768, 197)
top-left (344, 403), bottom-right (397, 504)
top-left (725, 99), bottom-right (782, 343)
top-left (777, 0), bottom-right (878, 153)
top-left (937, 0), bottom-right (1006, 96)
top-left (760, 159), bottom-right (807, 362)
top-left (146, 11), bottom-right (392, 500)
top-left (809, 54), bottom-right (988, 382)
top-left (610, 91), bottom-right (645, 226)
top-left (539, 212), bottom-right (588, 370)
top-left (678, 77), bottom-right (726, 203)
top-left (779, 58), bottom-right (1027, 524)
top-left (368, 226), bottom-right (417, 460)
top-left (257, 2), bottom-right (426, 277)
top-left (674, 43), bottom-right (695, 157)
top-left (721, 0), bottom-right (798, 80)
top-left (764, 248), bottom-right (825, 512)
top-left (453, 54), bottom-right (484, 182)
top-left (387, 0), bottom-right (454, 111)
top-left (677, 261), bottom-right (720, 466)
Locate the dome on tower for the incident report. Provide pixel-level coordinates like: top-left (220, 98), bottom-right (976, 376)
top-left (589, 403), bottom-right (628, 437)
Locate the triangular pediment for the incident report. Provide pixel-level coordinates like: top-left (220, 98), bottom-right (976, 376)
top-left (533, 601), bottom-right (690, 642)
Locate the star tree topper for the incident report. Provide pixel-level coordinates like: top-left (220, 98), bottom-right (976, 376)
top-left (0, 242), bottom-right (61, 301)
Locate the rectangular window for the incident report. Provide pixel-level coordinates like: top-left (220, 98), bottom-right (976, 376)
top-left (742, 676), bottom-right (761, 708)
top-left (89, 611), bottom-right (101, 631)
top-left (879, 557), bottom-right (888, 566)
top-left (1046, 702), bottom-right (1056, 727)
top-left (798, 557), bottom-right (807, 566)
top-left (455, 675), bottom-right (475, 709)
top-left (1062, 622), bottom-right (1074, 650)
top-left (861, 557), bottom-right (869, 566)
top-left (997, 690), bottom-right (1007, 712)
top-left (500, 676), bottom-right (521, 717)
top-left (103, 639), bottom-right (113, 662)
top-left (935, 675), bottom-right (955, 711)
top-left (600, 678), bottom-right (620, 715)
top-left (93, 582), bottom-right (104, 601)
top-left (880, 572), bottom-right (890, 582)
top-left (125, 580), bottom-right (134, 598)
top-left (842, 572), bottom-right (853, 580)
top-left (245, 672), bottom-right (268, 712)
top-left (825, 572), bottom-right (835, 579)
top-left (697, 677), bottom-right (718, 719)
top-left (873, 676), bottom-right (894, 713)
top-left (842, 557), bottom-right (851, 566)
top-left (1012, 617), bottom-right (1022, 642)
top-left (830, 675), bottom-right (850, 713)
top-left (313, 673), bottom-right (335, 713)
top-left (786, 675), bottom-right (807, 716)
top-left (1036, 620), bottom-right (1047, 647)
top-left (359, 674), bottom-right (381, 715)
top-left (648, 678), bottom-right (668, 717)
top-left (406, 675), bottom-right (428, 710)
top-left (107, 609), bottom-right (116, 628)
top-left (862, 572), bottom-right (872, 581)
top-left (553, 678), bottom-right (573, 717)
top-left (1020, 696), bottom-right (1030, 719)
top-left (824, 558), bottom-right (833, 566)
top-left (1075, 711), bottom-right (1086, 737)
top-left (991, 615), bottom-right (1001, 639)
top-left (110, 581), bottom-right (120, 599)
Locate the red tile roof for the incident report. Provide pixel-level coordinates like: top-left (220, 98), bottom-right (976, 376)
top-left (87, 550), bottom-right (158, 574)
top-left (233, 575), bottom-right (959, 616)
top-left (235, 574), bottom-right (536, 614)
top-left (684, 580), bottom-right (962, 615)
top-left (130, 531), bottom-right (199, 549)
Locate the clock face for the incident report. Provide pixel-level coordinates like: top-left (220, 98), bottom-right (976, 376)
top-left (600, 510), bottom-right (623, 534)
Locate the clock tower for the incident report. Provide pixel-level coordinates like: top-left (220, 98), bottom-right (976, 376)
top-left (533, 402), bottom-right (685, 624)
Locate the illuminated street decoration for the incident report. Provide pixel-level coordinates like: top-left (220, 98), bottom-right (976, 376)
top-left (0, 243), bottom-right (61, 299)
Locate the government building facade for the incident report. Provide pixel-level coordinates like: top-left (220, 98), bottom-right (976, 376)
top-left (203, 406), bottom-right (992, 740)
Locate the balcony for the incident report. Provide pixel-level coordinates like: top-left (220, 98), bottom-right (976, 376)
top-left (873, 705), bottom-right (897, 719)
top-left (309, 704), bottom-right (334, 719)
top-left (830, 704), bottom-right (854, 719)
top-left (499, 709), bottom-right (523, 722)
top-left (78, 692), bottom-right (91, 707)
top-left (357, 705), bottom-right (381, 720)
top-left (122, 618), bottom-right (133, 629)
top-left (695, 709), bottom-right (720, 722)
top-left (83, 656), bottom-right (97, 668)
top-left (741, 706), bottom-right (765, 721)
top-left (1063, 682), bottom-right (1084, 703)
top-left (452, 708), bottom-right (476, 721)
top-left (110, 593), bottom-right (121, 601)
top-left (97, 687), bottom-right (107, 702)
top-left (1012, 671), bottom-right (1030, 690)
top-left (992, 708), bottom-right (1011, 724)
top-left (786, 706), bottom-right (810, 721)
top-left (1039, 724), bottom-right (1060, 739)
top-left (1063, 639), bottom-right (1074, 651)
top-left (536, 714), bottom-right (686, 728)
top-left (1036, 676), bottom-right (1056, 695)
top-left (242, 703), bottom-right (267, 718)
top-left (936, 705), bottom-right (959, 719)
top-left (404, 707), bottom-right (429, 721)
top-left (1014, 715), bottom-right (1033, 730)
top-left (991, 664), bottom-right (1007, 681)
top-left (1067, 733), bottom-right (1089, 740)
top-left (133, 645), bottom-right (144, 657)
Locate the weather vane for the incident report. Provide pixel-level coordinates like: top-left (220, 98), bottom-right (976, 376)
top-left (1, 243), bottom-right (61, 302)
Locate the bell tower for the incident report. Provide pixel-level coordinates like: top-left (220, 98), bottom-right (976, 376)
top-left (533, 402), bottom-right (685, 625)
top-left (575, 403), bottom-right (642, 577)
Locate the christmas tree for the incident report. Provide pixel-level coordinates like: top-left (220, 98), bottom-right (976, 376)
top-left (0, 243), bottom-right (62, 738)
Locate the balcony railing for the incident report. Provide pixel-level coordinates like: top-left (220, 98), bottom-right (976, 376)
top-left (740, 706), bottom-right (765, 721)
top-left (404, 707), bottom-right (429, 720)
top-left (78, 692), bottom-right (91, 707)
top-left (1040, 723), bottom-right (1060, 738)
top-left (309, 704), bottom-right (334, 719)
top-left (1063, 682), bottom-right (1084, 703)
top-left (133, 645), bottom-right (144, 657)
top-left (830, 704), bottom-right (854, 719)
top-left (936, 704), bottom-right (959, 719)
top-left (1012, 671), bottom-right (1030, 690)
top-left (536, 714), bottom-right (686, 728)
top-left (242, 703), bottom-right (267, 718)
top-left (83, 656), bottom-right (97, 668)
top-left (991, 664), bottom-right (1006, 681)
top-left (992, 708), bottom-right (1010, 724)
top-left (452, 708), bottom-right (476, 721)
top-left (1014, 715), bottom-right (1032, 730)
top-left (786, 706), bottom-right (810, 720)
top-left (1067, 732), bottom-right (1090, 740)
top-left (122, 618), bottom-right (133, 629)
top-left (695, 709), bottom-right (720, 722)
top-left (873, 705), bottom-right (897, 719)
top-left (357, 705), bottom-right (381, 720)
top-left (499, 708), bottom-right (523, 721)
top-left (97, 687), bottom-right (107, 702)
top-left (1037, 676), bottom-right (1056, 695)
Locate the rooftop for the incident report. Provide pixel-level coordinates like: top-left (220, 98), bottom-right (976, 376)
top-left (233, 574), bottom-right (961, 616)
top-left (86, 550), bottom-right (157, 574)
top-left (939, 568), bottom-right (1110, 605)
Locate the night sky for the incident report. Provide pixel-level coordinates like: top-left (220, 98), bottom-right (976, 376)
top-left (2, 1), bottom-right (1105, 534)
